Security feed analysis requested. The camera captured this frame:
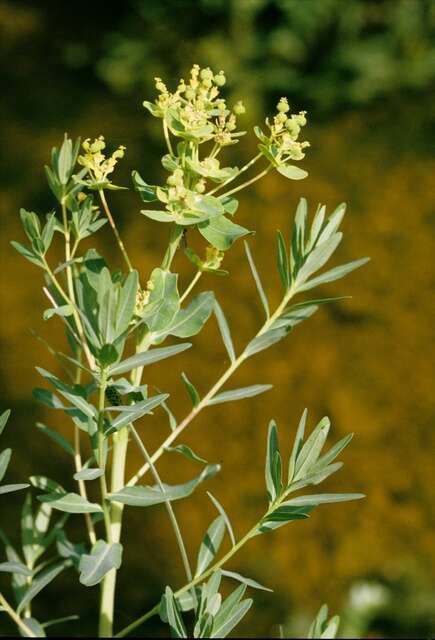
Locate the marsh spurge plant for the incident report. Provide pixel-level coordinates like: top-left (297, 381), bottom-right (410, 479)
top-left (1, 65), bottom-right (368, 638)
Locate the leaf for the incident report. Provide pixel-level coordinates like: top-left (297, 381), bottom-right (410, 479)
top-left (109, 343), bottom-right (191, 376)
top-left (0, 409), bottom-right (11, 436)
top-left (296, 233), bottom-right (343, 284)
top-left (115, 270), bottom-right (139, 337)
top-left (0, 448), bottom-right (11, 482)
top-left (282, 493), bottom-right (364, 507)
top-left (17, 562), bottom-right (67, 615)
top-left (36, 368), bottom-right (97, 419)
top-left (164, 586), bottom-right (187, 638)
top-left (79, 540), bottom-right (123, 587)
top-left (21, 493), bottom-right (34, 566)
top-left (276, 230), bottom-right (290, 290)
top-left (244, 326), bottom-right (289, 358)
top-left (195, 516), bottom-right (226, 577)
top-left (0, 561), bottom-right (32, 576)
top-left (37, 492), bottom-right (103, 514)
top-left (166, 444), bottom-right (207, 464)
top-left (19, 617), bottom-right (46, 637)
top-left (144, 268), bottom-right (180, 333)
top-left (288, 409), bottom-right (308, 483)
top-left (73, 468), bottom-right (104, 481)
top-left (108, 464), bottom-right (220, 507)
top-left (296, 257), bottom-right (370, 293)
top-left (30, 475), bottom-right (65, 494)
top-left (310, 433), bottom-right (354, 473)
top-left (163, 292), bottom-right (214, 339)
top-left (317, 203), bottom-right (346, 246)
top-left (207, 384), bottom-right (272, 406)
top-left (244, 241), bottom-right (269, 318)
top-left (0, 484), bottom-right (29, 495)
top-left (11, 241), bottom-right (43, 267)
top-left (131, 170), bottom-right (158, 202)
top-left (276, 164), bottom-right (308, 180)
top-left (259, 505), bottom-right (313, 532)
top-left (43, 304), bottom-right (73, 321)
top-left (198, 215), bottom-right (251, 251)
top-left (265, 420), bottom-right (280, 503)
top-left (181, 372), bottom-right (200, 407)
top-left (109, 394), bottom-right (169, 432)
top-left (294, 417), bottom-right (330, 481)
top-left (214, 301), bottom-right (235, 363)
top-left (210, 598), bottom-right (253, 638)
top-left (221, 570), bottom-right (272, 592)
top-left (207, 492), bottom-right (236, 547)
top-left (35, 423), bottom-right (74, 456)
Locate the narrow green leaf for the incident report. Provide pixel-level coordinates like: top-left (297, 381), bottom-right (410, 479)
top-left (310, 433), bottom-right (354, 473)
top-left (109, 394), bottom-right (169, 432)
top-left (164, 586), bottom-right (187, 638)
top-left (162, 292), bottom-right (214, 340)
top-left (276, 230), bottom-right (290, 290)
top-left (317, 203), bottom-right (346, 246)
top-left (282, 493), bottom-right (365, 507)
top-left (288, 409), bottom-right (308, 483)
top-left (296, 233), bottom-right (342, 284)
top-left (35, 423), bottom-right (74, 456)
top-left (214, 301), bottom-right (235, 363)
top-left (0, 561), bottom-right (32, 576)
top-left (265, 420), bottom-right (280, 503)
top-left (73, 468), bottom-right (104, 481)
top-left (19, 617), bottom-right (46, 637)
top-left (210, 598), bottom-right (253, 638)
top-left (37, 492), bottom-right (103, 514)
top-left (221, 569), bottom-right (272, 592)
top-left (181, 372), bottom-right (200, 407)
top-left (195, 515), bottom-right (226, 577)
top-left (109, 343), bottom-right (191, 376)
top-left (17, 562), bottom-right (67, 614)
top-left (296, 257), bottom-right (370, 293)
top-left (79, 540), bottom-right (123, 587)
top-left (166, 444), bottom-right (207, 464)
top-left (294, 417), bottom-right (330, 481)
top-left (244, 327), bottom-right (289, 358)
top-left (244, 241), bottom-right (270, 318)
top-left (207, 492), bottom-right (236, 547)
top-left (207, 384), bottom-right (272, 406)
top-left (0, 449), bottom-right (11, 483)
top-left (115, 270), bottom-right (139, 337)
top-left (0, 484), bottom-right (29, 495)
top-left (0, 409), bottom-right (11, 436)
top-left (108, 464), bottom-right (220, 507)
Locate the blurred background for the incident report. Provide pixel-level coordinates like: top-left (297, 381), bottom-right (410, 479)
top-left (1, 0), bottom-right (435, 637)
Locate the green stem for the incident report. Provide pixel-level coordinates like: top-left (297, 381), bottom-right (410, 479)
top-left (161, 225), bottom-right (184, 271)
top-left (163, 120), bottom-right (175, 157)
top-left (207, 152), bottom-right (262, 196)
top-left (179, 271), bottom-right (202, 304)
top-left (126, 284), bottom-right (296, 487)
top-left (99, 190), bottom-right (133, 273)
top-left (98, 370), bottom-right (116, 638)
top-left (129, 426), bottom-right (194, 585)
top-left (220, 165), bottom-right (272, 199)
top-left (0, 592), bottom-right (37, 638)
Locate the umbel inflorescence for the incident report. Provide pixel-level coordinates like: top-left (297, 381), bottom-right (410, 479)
top-left (1, 65), bottom-right (368, 638)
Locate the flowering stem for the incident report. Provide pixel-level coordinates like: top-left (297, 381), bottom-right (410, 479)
top-left (126, 284), bottom-right (296, 487)
top-left (0, 593), bottom-right (37, 638)
top-left (207, 152), bottom-right (262, 196)
top-left (98, 190), bottom-right (133, 273)
top-left (221, 165), bottom-right (272, 199)
top-left (163, 120), bottom-right (175, 157)
top-left (180, 271), bottom-right (202, 304)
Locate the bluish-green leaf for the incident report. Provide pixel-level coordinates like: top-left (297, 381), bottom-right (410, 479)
top-left (207, 384), bottom-right (272, 406)
top-left (79, 540), bottom-right (123, 587)
top-left (37, 492), bottom-right (103, 514)
top-left (199, 215), bottom-right (251, 251)
top-left (265, 420), bottom-right (280, 503)
top-left (276, 230), bottom-right (290, 290)
top-left (276, 164), bottom-right (308, 180)
top-left (195, 515), bottom-right (226, 577)
top-left (166, 444), bottom-right (207, 464)
top-left (0, 409), bottom-right (11, 436)
top-left (214, 301), bottom-right (235, 363)
top-left (0, 448), bottom-right (11, 483)
top-left (181, 373), bottom-right (200, 407)
top-left (109, 343), bottom-right (191, 376)
top-left (108, 464), bottom-right (220, 507)
top-left (17, 562), bottom-right (68, 615)
top-left (221, 570), bottom-right (272, 592)
top-left (244, 241), bottom-right (269, 318)
top-left (296, 257), bottom-right (370, 293)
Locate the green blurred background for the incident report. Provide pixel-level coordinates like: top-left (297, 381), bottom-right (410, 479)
top-left (1, 0), bottom-right (435, 637)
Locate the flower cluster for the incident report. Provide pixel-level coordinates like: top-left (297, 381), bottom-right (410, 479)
top-left (255, 97), bottom-right (309, 168)
top-left (145, 64), bottom-right (246, 147)
top-left (77, 135), bottom-right (126, 188)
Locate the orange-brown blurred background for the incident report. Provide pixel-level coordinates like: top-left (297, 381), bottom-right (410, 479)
top-left (1, 1), bottom-right (435, 637)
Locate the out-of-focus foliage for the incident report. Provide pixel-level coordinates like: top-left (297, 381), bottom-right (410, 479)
top-left (0, 0), bottom-right (434, 637)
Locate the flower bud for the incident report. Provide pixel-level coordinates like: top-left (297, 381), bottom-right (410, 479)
top-left (277, 97), bottom-right (290, 113)
top-left (233, 100), bottom-right (246, 115)
top-left (214, 72), bottom-right (226, 87)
